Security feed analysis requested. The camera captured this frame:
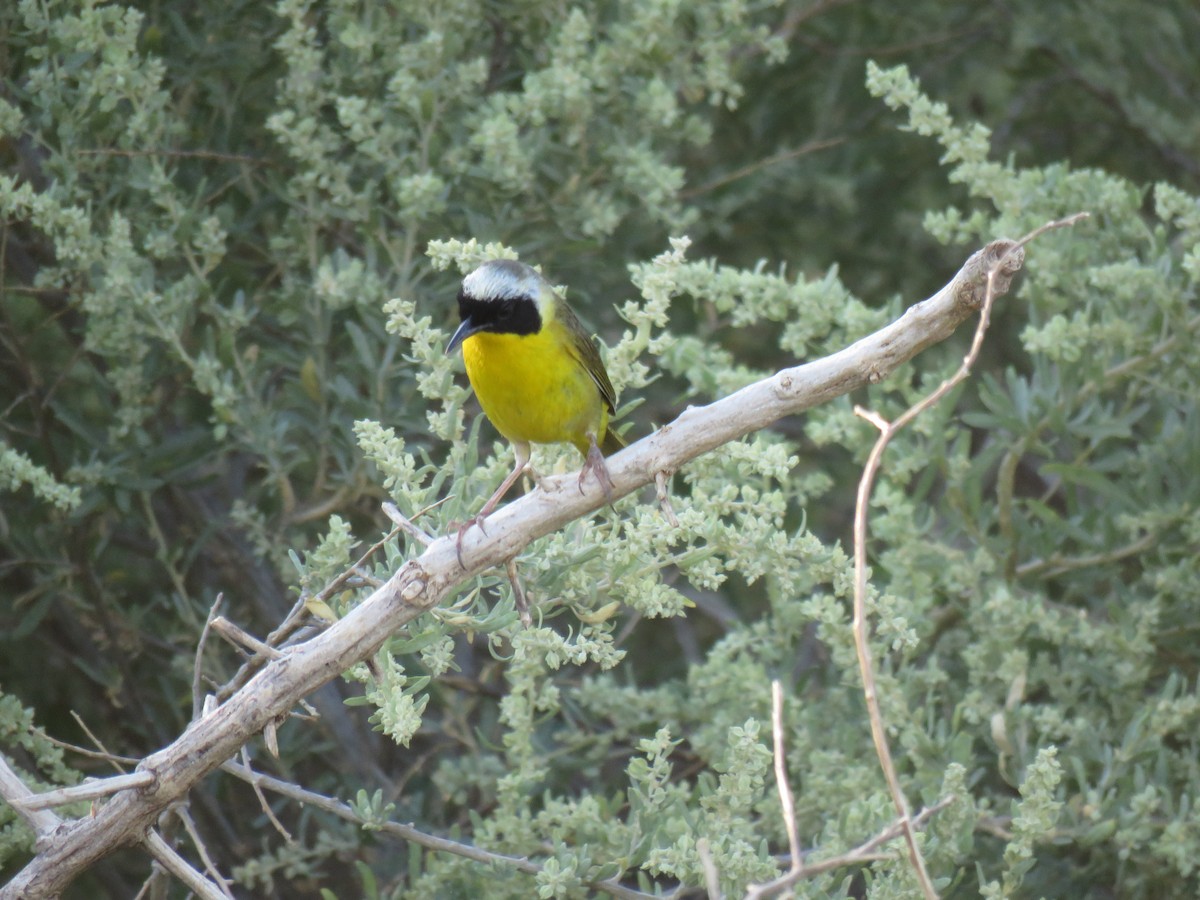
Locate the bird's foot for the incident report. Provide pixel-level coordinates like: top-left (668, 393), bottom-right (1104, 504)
top-left (451, 513), bottom-right (490, 568)
top-left (578, 442), bottom-right (614, 502)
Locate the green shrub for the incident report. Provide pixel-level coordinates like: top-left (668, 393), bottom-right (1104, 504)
top-left (2, 1), bottom-right (1198, 897)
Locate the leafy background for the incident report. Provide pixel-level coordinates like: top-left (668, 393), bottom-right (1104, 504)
top-left (2, 0), bottom-right (1198, 897)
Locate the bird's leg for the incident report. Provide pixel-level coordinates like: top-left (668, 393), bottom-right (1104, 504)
top-left (455, 442), bottom-right (531, 567)
top-left (578, 433), bottom-right (614, 502)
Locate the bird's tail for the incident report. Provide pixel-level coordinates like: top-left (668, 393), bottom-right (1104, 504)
top-left (600, 426), bottom-right (626, 456)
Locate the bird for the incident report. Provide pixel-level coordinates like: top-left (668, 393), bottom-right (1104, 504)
top-left (446, 259), bottom-right (625, 557)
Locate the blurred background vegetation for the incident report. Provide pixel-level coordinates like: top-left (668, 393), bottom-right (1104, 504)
top-left (2, 0), bottom-right (1199, 896)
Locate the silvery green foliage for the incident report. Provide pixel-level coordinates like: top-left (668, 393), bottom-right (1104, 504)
top-left (3, 1), bottom-right (1200, 897)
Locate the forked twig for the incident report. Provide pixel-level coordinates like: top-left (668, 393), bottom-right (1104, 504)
top-left (746, 797), bottom-right (954, 897)
top-left (849, 213), bottom-right (1088, 899)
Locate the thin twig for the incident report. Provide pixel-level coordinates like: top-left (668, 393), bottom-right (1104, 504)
top-left (1015, 529), bottom-right (1157, 579)
top-left (848, 212), bottom-right (1088, 900)
top-left (76, 147), bottom-right (270, 166)
top-left (679, 138), bottom-right (845, 199)
top-left (70, 711), bottom-right (129, 774)
top-left (505, 557), bottom-right (532, 626)
top-left (210, 617), bottom-right (284, 660)
top-left (0, 754), bottom-right (60, 835)
top-left (29, 728), bottom-right (140, 766)
top-left (266, 520), bottom-right (411, 652)
top-left (975, 815), bottom-right (1014, 841)
top-left (350, 564), bottom-right (385, 588)
top-left (238, 747), bottom-right (294, 843)
top-left (12, 772), bottom-right (156, 812)
top-left (219, 760), bottom-right (658, 899)
top-left (172, 805), bottom-right (236, 897)
top-left (770, 681), bottom-right (802, 874)
top-left (746, 797), bottom-right (954, 897)
top-left (143, 829), bottom-right (232, 900)
top-left (383, 501), bottom-right (436, 545)
top-left (193, 593), bottom-right (225, 721)
top-left (696, 837), bottom-right (721, 899)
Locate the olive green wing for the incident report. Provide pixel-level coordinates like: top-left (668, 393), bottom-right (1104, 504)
top-left (557, 301), bottom-right (618, 416)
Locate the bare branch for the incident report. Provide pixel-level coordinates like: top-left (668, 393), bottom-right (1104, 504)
top-left (12, 772), bottom-right (156, 813)
top-left (848, 212), bottom-right (1088, 900)
top-left (383, 501), bottom-right (435, 546)
top-left (238, 748), bottom-right (294, 843)
top-left (70, 711), bottom-right (125, 771)
top-left (746, 797), bottom-right (955, 897)
top-left (769, 680), bottom-right (802, 875)
top-left (192, 593), bottom-right (225, 721)
top-left (696, 837), bottom-right (721, 899)
top-left (75, 147), bottom-right (272, 166)
top-left (505, 557), bottom-right (532, 626)
top-left (1016, 529), bottom-right (1157, 579)
top-left (143, 829), bottom-right (232, 900)
top-left (218, 760), bottom-right (660, 899)
top-left (679, 137), bottom-right (845, 199)
top-left (0, 754), bottom-right (61, 836)
top-left (266, 518), bottom-right (413, 652)
top-left (29, 729), bottom-right (139, 767)
top-left (1, 235), bottom-right (1045, 898)
top-left (210, 617), bottom-right (283, 660)
top-left (172, 805), bottom-right (236, 897)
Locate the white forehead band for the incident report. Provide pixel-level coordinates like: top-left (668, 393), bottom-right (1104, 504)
top-left (462, 260), bottom-right (543, 302)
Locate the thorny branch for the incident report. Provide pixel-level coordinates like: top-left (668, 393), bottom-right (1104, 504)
top-left (0, 230), bottom-right (1077, 898)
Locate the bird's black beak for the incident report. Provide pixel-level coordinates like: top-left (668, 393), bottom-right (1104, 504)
top-left (446, 316), bottom-right (480, 354)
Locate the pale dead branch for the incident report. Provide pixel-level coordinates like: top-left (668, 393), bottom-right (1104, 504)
top-left (0, 234), bottom-right (1055, 898)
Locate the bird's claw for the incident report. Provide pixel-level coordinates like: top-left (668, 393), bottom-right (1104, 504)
top-left (579, 442), bottom-right (615, 502)
top-left (452, 514), bottom-right (489, 568)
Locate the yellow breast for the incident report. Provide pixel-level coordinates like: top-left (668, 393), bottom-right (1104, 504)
top-left (462, 322), bottom-right (608, 456)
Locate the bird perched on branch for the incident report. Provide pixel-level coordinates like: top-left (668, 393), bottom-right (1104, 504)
top-left (446, 259), bottom-right (625, 558)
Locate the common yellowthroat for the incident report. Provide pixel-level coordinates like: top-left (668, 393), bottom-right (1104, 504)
top-left (446, 260), bottom-right (625, 544)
